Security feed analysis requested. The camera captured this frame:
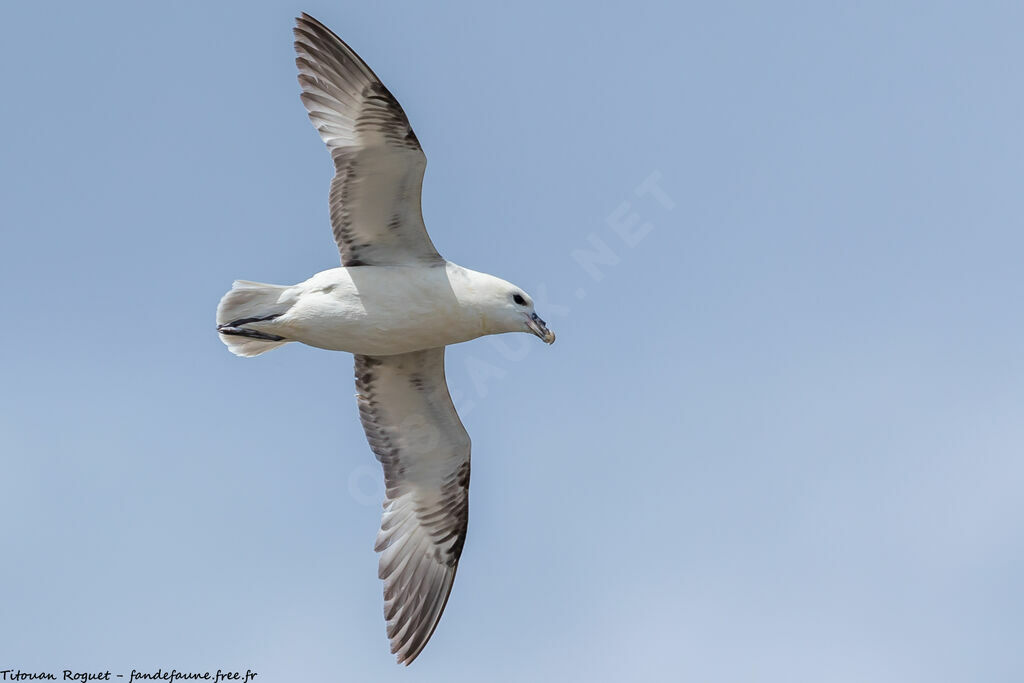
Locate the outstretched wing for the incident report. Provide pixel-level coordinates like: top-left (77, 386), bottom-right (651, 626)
top-left (354, 348), bottom-right (470, 665)
top-left (294, 14), bottom-right (443, 266)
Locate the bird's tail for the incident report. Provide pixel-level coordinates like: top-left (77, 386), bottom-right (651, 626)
top-left (216, 280), bottom-right (295, 357)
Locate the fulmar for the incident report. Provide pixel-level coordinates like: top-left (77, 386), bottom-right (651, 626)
top-left (215, 13), bottom-right (555, 665)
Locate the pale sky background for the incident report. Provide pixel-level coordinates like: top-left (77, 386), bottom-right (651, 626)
top-left (2, 1), bottom-right (1023, 681)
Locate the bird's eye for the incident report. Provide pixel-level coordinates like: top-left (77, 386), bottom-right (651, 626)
top-left (512, 294), bottom-right (526, 306)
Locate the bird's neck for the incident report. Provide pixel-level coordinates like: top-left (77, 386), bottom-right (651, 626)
top-left (445, 263), bottom-right (509, 336)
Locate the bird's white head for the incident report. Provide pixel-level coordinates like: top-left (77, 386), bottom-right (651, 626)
top-left (471, 273), bottom-right (556, 344)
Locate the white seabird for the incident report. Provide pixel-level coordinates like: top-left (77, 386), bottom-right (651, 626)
top-left (215, 13), bottom-right (555, 665)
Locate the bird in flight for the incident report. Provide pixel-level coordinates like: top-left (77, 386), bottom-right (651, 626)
top-left (215, 13), bottom-right (555, 665)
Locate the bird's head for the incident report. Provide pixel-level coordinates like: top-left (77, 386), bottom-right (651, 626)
top-left (475, 276), bottom-right (555, 344)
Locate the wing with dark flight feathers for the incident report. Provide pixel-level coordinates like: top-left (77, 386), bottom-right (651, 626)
top-left (354, 348), bottom-right (470, 665)
top-left (294, 13), bottom-right (443, 266)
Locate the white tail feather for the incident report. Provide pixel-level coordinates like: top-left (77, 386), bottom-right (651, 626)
top-left (217, 280), bottom-right (295, 357)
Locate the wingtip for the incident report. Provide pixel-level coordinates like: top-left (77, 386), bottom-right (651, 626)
top-left (295, 12), bottom-right (331, 34)
top-left (394, 644), bottom-right (423, 666)
top-left (386, 563), bottom-right (459, 666)
top-left (294, 13), bottom-right (323, 41)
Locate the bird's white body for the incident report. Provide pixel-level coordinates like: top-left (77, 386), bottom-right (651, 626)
top-left (219, 263), bottom-right (516, 356)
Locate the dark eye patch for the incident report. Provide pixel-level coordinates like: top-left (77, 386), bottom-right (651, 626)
top-left (512, 294), bottom-right (526, 306)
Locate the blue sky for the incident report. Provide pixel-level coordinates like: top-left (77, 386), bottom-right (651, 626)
top-left (2, 1), bottom-right (1023, 681)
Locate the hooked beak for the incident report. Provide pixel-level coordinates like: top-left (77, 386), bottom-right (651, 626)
top-left (526, 312), bottom-right (556, 344)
